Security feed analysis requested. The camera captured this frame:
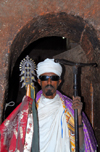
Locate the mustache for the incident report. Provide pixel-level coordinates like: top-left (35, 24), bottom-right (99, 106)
top-left (45, 85), bottom-right (54, 89)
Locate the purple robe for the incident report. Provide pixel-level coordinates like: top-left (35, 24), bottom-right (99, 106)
top-left (36, 90), bottom-right (97, 152)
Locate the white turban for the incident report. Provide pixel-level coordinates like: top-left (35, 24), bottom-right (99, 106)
top-left (36, 58), bottom-right (62, 78)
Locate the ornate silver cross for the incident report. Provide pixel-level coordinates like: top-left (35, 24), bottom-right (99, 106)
top-left (19, 55), bottom-right (36, 88)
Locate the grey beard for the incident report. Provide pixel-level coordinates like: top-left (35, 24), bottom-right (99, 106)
top-left (45, 90), bottom-right (53, 96)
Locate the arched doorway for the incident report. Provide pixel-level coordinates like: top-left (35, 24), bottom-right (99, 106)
top-left (3, 12), bottom-right (100, 148)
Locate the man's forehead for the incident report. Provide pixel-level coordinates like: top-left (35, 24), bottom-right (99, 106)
top-left (40, 72), bottom-right (58, 76)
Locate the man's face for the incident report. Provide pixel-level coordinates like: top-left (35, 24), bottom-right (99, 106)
top-left (38, 72), bottom-right (61, 99)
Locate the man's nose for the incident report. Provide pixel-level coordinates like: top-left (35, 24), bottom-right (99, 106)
top-left (47, 78), bottom-right (52, 84)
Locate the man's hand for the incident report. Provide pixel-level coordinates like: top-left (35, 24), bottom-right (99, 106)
top-left (72, 96), bottom-right (83, 116)
top-left (72, 96), bottom-right (84, 150)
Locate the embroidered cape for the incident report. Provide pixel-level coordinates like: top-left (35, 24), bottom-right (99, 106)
top-left (0, 96), bottom-right (39, 152)
top-left (0, 96), bottom-right (32, 152)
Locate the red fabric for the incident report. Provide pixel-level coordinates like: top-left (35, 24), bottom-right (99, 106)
top-left (0, 96), bottom-right (33, 152)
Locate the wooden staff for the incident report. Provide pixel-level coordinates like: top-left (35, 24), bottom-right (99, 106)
top-left (54, 59), bottom-right (97, 152)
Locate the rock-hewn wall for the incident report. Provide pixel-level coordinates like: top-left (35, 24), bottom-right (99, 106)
top-left (0, 0), bottom-right (100, 149)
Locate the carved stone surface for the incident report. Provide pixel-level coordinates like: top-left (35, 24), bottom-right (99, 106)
top-left (0, 0), bottom-right (100, 150)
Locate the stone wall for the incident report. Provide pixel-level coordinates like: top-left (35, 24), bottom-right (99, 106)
top-left (0, 0), bottom-right (100, 149)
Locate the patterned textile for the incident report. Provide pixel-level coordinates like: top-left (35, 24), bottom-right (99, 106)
top-left (23, 114), bottom-right (33, 152)
top-left (36, 90), bottom-right (97, 152)
top-left (0, 96), bottom-right (33, 152)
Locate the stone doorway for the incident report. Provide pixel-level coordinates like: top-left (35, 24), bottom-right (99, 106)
top-left (5, 36), bottom-right (68, 118)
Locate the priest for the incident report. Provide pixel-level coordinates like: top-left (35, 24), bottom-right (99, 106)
top-left (36, 58), bottom-right (97, 152)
